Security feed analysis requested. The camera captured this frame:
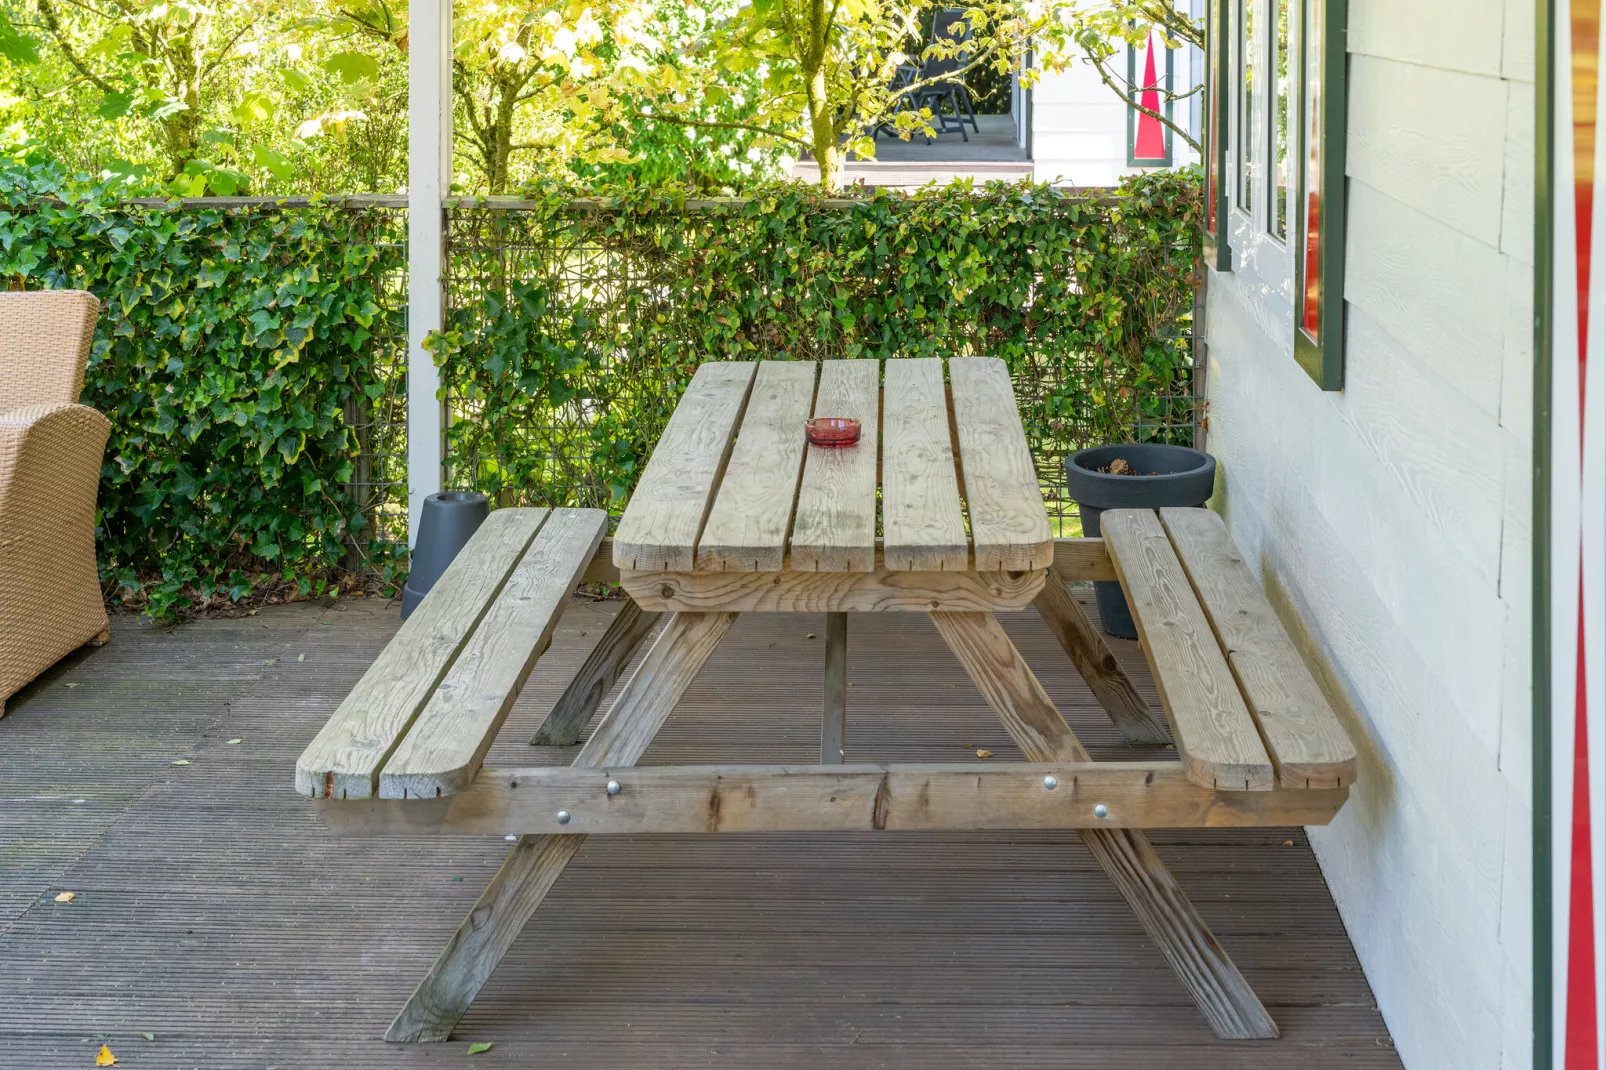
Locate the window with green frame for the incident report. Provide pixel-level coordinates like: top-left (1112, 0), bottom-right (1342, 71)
top-left (1204, 0), bottom-right (1347, 389)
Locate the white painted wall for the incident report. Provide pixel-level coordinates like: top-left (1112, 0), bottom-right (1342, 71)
top-left (1030, 9), bottom-right (1202, 185)
top-left (1203, 0), bottom-right (1534, 1066)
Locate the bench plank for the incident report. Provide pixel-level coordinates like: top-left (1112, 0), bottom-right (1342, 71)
top-left (318, 761), bottom-right (1349, 836)
top-left (948, 357), bottom-right (1054, 570)
top-left (1160, 508), bottom-right (1358, 789)
top-left (1100, 509), bottom-right (1275, 791)
top-left (697, 360), bottom-right (819, 571)
top-left (789, 359), bottom-right (881, 572)
top-left (379, 508), bottom-right (610, 798)
top-left (294, 508), bottom-right (549, 799)
top-left (612, 361), bottom-right (757, 570)
top-left (882, 358), bottom-right (968, 570)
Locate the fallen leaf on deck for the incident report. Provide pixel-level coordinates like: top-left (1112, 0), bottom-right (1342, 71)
top-left (1281, 840), bottom-right (1294, 847)
top-left (54, 891), bottom-right (75, 903)
top-left (226, 739), bottom-right (243, 745)
top-left (171, 759), bottom-right (191, 766)
top-left (451, 876), bottom-right (463, 882)
top-left (467, 1042), bottom-right (494, 1055)
top-left (64, 682), bottom-right (80, 689)
top-left (140, 1032), bottom-right (155, 1041)
top-left (805, 633), bottom-right (815, 639)
top-left (974, 749), bottom-right (994, 759)
top-left (95, 1045), bottom-right (117, 1066)
top-left (1163, 744), bottom-right (1175, 750)
top-left (298, 653), bottom-right (306, 662)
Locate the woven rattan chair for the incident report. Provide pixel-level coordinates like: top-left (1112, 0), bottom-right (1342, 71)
top-left (0, 290), bottom-right (110, 715)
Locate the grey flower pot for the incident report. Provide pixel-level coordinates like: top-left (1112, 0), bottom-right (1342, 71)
top-left (401, 491), bottom-right (490, 620)
top-left (1064, 444), bottom-right (1217, 639)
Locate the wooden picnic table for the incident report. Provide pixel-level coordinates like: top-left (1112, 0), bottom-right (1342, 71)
top-left (296, 356), bottom-right (1357, 1046)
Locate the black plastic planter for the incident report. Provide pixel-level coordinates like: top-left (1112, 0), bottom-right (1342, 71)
top-left (1064, 444), bottom-right (1217, 639)
top-left (401, 491), bottom-right (491, 620)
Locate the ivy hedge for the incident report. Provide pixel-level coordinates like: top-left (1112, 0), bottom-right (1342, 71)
top-left (436, 170), bottom-right (1202, 510)
top-left (0, 158), bottom-right (1200, 621)
top-left (0, 159), bottom-right (408, 620)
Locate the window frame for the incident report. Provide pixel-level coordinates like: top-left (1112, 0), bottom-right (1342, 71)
top-left (1203, 0), bottom-right (1233, 270)
top-left (1126, 30), bottom-right (1176, 167)
top-left (1213, 0), bottom-right (1346, 391)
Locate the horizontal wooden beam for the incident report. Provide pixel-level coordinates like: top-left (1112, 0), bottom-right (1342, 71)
top-left (620, 567), bottom-right (1046, 613)
top-left (583, 537), bottom-right (1114, 592)
top-left (315, 761), bottom-right (1348, 837)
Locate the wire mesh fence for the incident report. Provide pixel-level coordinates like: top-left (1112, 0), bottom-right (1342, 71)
top-left (435, 183), bottom-right (1200, 537)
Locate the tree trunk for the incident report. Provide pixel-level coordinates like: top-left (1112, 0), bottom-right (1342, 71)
top-left (804, 66), bottom-right (841, 193)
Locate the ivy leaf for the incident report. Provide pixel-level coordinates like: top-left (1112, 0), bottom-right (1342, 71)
top-left (324, 51), bottom-right (380, 84)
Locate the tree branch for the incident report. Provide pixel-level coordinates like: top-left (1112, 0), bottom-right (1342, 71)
top-left (34, 0), bottom-right (119, 96)
top-left (1082, 44), bottom-right (1201, 154)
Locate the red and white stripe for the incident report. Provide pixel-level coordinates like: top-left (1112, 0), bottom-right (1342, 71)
top-left (1551, 2), bottom-right (1605, 1066)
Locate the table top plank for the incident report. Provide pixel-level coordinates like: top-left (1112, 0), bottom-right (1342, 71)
top-left (378, 508), bottom-right (609, 799)
top-left (294, 508), bottom-right (549, 799)
top-left (1160, 508), bottom-right (1358, 789)
top-left (881, 358), bottom-right (969, 571)
top-left (696, 361), bottom-right (819, 571)
top-left (613, 361), bottom-right (757, 571)
top-left (1101, 509), bottom-right (1275, 791)
top-left (949, 357), bottom-right (1053, 571)
top-left (789, 359), bottom-right (881, 572)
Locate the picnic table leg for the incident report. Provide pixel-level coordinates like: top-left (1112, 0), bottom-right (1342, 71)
top-left (388, 611), bottom-right (737, 1042)
top-left (530, 595), bottom-right (662, 746)
top-left (1033, 569), bottom-right (1171, 745)
top-left (821, 612), bottom-right (847, 763)
top-left (929, 610), bottom-right (1278, 1040)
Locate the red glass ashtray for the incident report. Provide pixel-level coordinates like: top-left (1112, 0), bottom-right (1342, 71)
top-left (805, 417), bottom-right (862, 447)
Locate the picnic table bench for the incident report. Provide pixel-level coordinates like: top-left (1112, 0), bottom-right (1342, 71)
top-left (297, 357), bottom-right (1357, 1045)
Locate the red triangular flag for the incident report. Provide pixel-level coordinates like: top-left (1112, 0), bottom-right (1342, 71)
top-left (1134, 33), bottom-right (1166, 160)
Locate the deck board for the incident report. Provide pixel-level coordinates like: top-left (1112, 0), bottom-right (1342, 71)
top-left (0, 589), bottom-right (1398, 1068)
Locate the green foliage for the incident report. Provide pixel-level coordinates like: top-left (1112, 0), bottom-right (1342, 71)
top-left (435, 169), bottom-right (1201, 509)
top-left (0, 157), bottom-right (407, 620)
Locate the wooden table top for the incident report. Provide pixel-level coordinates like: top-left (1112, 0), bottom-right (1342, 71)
top-left (613, 358), bottom-right (1053, 574)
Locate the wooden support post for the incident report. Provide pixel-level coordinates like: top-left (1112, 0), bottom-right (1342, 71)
top-left (530, 597), bottom-right (661, 745)
top-left (1033, 570), bottom-right (1171, 745)
top-left (821, 612), bottom-right (847, 763)
top-left (929, 610), bottom-right (1278, 1041)
top-left (387, 611), bottom-right (737, 1043)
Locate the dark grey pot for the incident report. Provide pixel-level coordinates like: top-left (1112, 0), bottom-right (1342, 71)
top-left (401, 491), bottom-right (490, 620)
top-left (1064, 444), bottom-right (1217, 639)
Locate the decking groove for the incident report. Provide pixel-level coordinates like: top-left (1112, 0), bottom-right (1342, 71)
top-left (0, 589), bottom-right (1398, 1067)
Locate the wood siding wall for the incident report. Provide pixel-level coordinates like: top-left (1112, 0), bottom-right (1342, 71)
top-left (1203, 1), bottom-right (1534, 1067)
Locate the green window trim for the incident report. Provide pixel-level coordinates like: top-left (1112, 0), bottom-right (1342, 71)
top-left (1292, 0), bottom-right (1347, 390)
top-left (1204, 0), bottom-right (1234, 270)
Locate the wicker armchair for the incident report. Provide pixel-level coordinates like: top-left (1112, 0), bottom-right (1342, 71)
top-left (0, 290), bottom-right (111, 715)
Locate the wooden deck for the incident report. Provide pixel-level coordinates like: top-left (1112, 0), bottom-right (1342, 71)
top-left (0, 593), bottom-right (1401, 1068)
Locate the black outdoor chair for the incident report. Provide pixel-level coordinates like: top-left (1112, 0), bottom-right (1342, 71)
top-left (872, 10), bottom-right (981, 143)
top-left (914, 10), bottom-right (982, 140)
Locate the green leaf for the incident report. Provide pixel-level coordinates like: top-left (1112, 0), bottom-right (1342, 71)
top-left (323, 51), bottom-right (380, 84)
top-left (0, 13), bottom-right (39, 64)
top-left (466, 1043), bottom-right (493, 1055)
top-left (281, 67), bottom-right (312, 93)
top-left (253, 145), bottom-right (294, 182)
top-left (97, 92), bottom-right (135, 120)
top-left (139, 1033), bottom-right (155, 1041)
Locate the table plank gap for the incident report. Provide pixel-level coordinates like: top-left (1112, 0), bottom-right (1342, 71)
top-left (949, 357), bottom-right (1054, 570)
top-left (789, 359), bottom-right (881, 572)
top-left (882, 358), bottom-right (968, 571)
top-left (1100, 509), bottom-right (1275, 791)
top-left (697, 361), bottom-right (819, 571)
top-left (612, 362), bottom-right (758, 571)
top-left (1159, 508), bottom-right (1358, 789)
